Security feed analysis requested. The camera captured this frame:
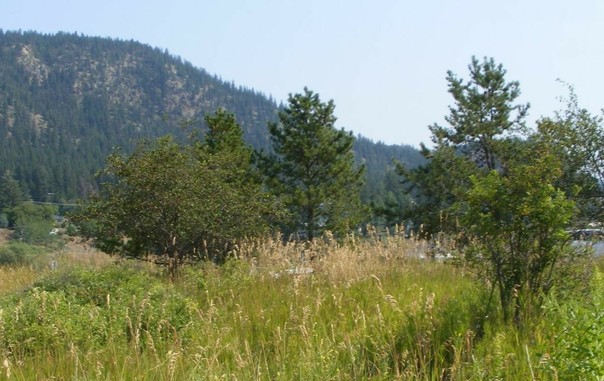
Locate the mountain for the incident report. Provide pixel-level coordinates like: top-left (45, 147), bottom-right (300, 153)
top-left (0, 30), bottom-right (423, 203)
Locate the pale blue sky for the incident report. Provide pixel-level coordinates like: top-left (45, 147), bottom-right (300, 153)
top-left (1, 0), bottom-right (602, 146)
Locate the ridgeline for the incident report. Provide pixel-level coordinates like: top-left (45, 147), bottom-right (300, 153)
top-left (0, 30), bottom-right (422, 202)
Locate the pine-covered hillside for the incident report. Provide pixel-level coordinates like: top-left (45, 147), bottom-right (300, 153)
top-left (0, 31), bottom-right (422, 202)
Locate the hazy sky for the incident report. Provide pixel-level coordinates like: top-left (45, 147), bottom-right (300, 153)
top-left (1, 0), bottom-right (602, 147)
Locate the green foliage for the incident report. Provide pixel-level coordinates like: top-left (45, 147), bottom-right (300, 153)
top-left (1, 265), bottom-right (194, 355)
top-left (535, 83), bottom-right (604, 224)
top-left (0, 242), bottom-right (47, 267)
top-left (261, 88), bottom-right (365, 240)
top-left (0, 30), bottom-right (416, 208)
top-left (12, 202), bottom-right (58, 245)
top-left (202, 108), bottom-right (249, 157)
top-left (432, 56), bottom-right (529, 171)
top-left (0, 170), bottom-right (29, 226)
top-left (0, 170), bottom-right (28, 210)
top-left (461, 145), bottom-right (574, 324)
top-left (398, 144), bottom-right (476, 237)
top-left (398, 57), bottom-right (578, 328)
top-left (371, 190), bottom-right (413, 229)
top-left (72, 111), bottom-right (272, 277)
top-left (539, 271), bottom-right (604, 380)
top-left (399, 57), bottom-right (529, 237)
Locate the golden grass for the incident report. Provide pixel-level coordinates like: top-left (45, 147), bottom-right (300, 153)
top-left (0, 266), bottom-right (40, 295)
top-left (0, 228), bottom-right (595, 380)
top-left (55, 238), bottom-right (114, 268)
top-left (238, 225), bottom-right (430, 283)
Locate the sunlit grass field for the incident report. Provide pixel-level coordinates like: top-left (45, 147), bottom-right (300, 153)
top-left (0, 229), bottom-right (602, 380)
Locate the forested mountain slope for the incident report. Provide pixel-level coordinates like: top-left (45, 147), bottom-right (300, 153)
top-left (0, 31), bottom-right (422, 202)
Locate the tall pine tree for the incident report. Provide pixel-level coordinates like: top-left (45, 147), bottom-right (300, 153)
top-left (398, 57), bottom-right (529, 237)
top-left (262, 88), bottom-right (365, 240)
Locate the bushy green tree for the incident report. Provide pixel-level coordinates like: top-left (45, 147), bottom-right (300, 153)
top-left (12, 202), bottom-right (58, 245)
top-left (460, 144), bottom-right (574, 324)
top-left (535, 84), bottom-right (604, 224)
top-left (261, 88), bottom-right (365, 240)
top-left (398, 58), bottom-right (578, 325)
top-left (73, 111), bottom-right (273, 278)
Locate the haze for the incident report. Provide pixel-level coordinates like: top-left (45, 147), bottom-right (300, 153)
top-left (1, 0), bottom-right (602, 147)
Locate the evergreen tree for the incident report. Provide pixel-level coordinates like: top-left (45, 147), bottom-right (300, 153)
top-left (0, 170), bottom-right (28, 211)
top-left (0, 170), bottom-right (29, 227)
top-left (399, 57), bottom-right (529, 237)
top-left (261, 88), bottom-right (365, 240)
top-left (201, 108), bottom-right (253, 171)
top-left (399, 57), bottom-right (576, 325)
top-left (430, 56), bottom-right (529, 171)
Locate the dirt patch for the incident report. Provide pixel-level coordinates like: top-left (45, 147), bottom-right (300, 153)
top-left (62, 236), bottom-right (99, 255)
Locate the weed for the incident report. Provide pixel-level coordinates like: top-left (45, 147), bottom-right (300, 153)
top-left (0, 233), bottom-right (598, 379)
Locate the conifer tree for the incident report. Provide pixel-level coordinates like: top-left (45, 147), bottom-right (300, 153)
top-left (399, 57), bottom-right (529, 237)
top-left (400, 57), bottom-right (575, 325)
top-left (430, 56), bottom-right (529, 171)
top-left (0, 170), bottom-right (29, 227)
top-left (262, 88), bottom-right (365, 240)
top-left (0, 170), bottom-right (27, 211)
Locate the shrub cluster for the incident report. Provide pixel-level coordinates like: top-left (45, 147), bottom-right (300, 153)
top-left (0, 242), bottom-right (47, 268)
top-left (1, 265), bottom-right (194, 357)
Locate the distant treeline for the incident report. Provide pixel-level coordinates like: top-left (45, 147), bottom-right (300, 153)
top-left (0, 30), bottom-right (422, 208)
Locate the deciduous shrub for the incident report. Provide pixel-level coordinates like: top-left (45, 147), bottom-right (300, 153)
top-left (0, 265), bottom-right (196, 355)
top-left (0, 242), bottom-right (46, 267)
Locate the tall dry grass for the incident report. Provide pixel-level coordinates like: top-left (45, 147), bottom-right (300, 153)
top-left (238, 225), bottom-right (429, 281)
top-left (0, 228), bottom-right (598, 380)
top-left (0, 267), bottom-right (40, 296)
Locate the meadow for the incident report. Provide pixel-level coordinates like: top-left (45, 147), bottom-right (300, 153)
top-left (0, 229), bottom-right (602, 380)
